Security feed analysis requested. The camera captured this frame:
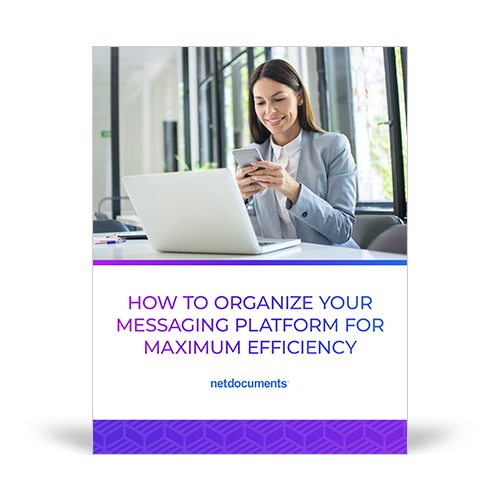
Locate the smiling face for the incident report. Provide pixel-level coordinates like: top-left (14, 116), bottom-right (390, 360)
top-left (252, 77), bottom-right (303, 146)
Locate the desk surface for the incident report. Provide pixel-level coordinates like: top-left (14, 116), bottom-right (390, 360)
top-left (93, 236), bottom-right (406, 263)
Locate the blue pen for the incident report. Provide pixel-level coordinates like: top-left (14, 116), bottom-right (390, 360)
top-left (94, 238), bottom-right (126, 245)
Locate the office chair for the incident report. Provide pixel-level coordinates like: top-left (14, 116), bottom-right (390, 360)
top-left (93, 219), bottom-right (130, 234)
top-left (352, 215), bottom-right (403, 249)
top-left (95, 196), bottom-right (130, 219)
top-left (367, 224), bottom-right (407, 255)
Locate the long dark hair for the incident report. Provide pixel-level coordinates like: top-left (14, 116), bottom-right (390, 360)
top-left (248, 59), bottom-right (324, 144)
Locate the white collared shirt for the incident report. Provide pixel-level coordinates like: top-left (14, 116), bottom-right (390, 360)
top-left (270, 131), bottom-right (302, 239)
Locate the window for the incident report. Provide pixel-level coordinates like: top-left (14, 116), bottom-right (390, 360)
top-left (351, 47), bottom-right (393, 203)
top-left (195, 46), bottom-right (407, 219)
top-left (395, 47), bottom-right (408, 202)
top-left (323, 47), bottom-right (407, 218)
top-left (197, 48), bottom-right (220, 168)
top-left (222, 48), bottom-right (250, 171)
top-left (196, 47), bottom-right (280, 173)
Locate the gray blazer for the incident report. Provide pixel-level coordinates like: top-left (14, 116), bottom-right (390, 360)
top-left (248, 130), bottom-right (359, 248)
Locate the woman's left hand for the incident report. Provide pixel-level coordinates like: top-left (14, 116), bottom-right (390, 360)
top-left (249, 161), bottom-right (302, 205)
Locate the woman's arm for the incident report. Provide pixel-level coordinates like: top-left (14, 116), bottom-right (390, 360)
top-left (288, 134), bottom-right (357, 244)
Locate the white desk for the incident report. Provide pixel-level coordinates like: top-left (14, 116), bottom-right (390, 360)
top-left (93, 237), bottom-right (406, 263)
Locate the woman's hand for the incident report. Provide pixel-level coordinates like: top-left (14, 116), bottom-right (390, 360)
top-left (249, 161), bottom-right (302, 205)
top-left (235, 165), bottom-right (266, 202)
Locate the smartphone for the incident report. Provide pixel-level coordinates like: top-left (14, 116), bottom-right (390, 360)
top-left (233, 148), bottom-right (265, 178)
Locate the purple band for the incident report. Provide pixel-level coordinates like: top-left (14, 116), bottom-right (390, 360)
top-left (93, 260), bottom-right (407, 266)
top-left (93, 420), bottom-right (407, 454)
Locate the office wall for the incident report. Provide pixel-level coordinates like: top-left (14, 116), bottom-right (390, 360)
top-left (92, 47), bottom-right (182, 217)
top-left (92, 47), bottom-right (112, 216)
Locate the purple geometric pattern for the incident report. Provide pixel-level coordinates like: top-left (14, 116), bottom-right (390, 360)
top-left (93, 420), bottom-right (406, 454)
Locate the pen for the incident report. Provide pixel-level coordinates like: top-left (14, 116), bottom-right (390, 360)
top-left (94, 238), bottom-right (126, 245)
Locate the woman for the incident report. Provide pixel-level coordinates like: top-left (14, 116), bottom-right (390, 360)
top-left (235, 59), bottom-right (359, 248)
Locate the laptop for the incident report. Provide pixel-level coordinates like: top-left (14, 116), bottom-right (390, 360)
top-left (121, 169), bottom-right (301, 255)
